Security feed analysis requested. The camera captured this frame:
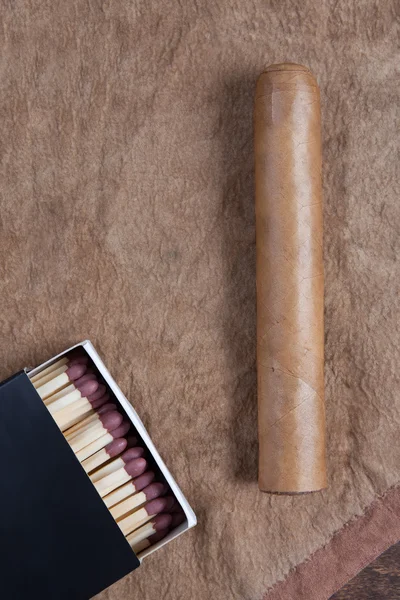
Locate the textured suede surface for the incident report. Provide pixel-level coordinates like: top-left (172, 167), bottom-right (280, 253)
top-left (0, 2), bottom-right (398, 599)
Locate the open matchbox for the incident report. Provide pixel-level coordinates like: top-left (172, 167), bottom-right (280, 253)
top-left (0, 340), bottom-right (196, 600)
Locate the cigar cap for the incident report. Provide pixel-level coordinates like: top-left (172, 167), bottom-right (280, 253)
top-left (256, 62), bottom-right (318, 99)
top-left (262, 62), bottom-right (311, 74)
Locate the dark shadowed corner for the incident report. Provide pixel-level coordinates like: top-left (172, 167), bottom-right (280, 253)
top-left (219, 74), bottom-right (258, 482)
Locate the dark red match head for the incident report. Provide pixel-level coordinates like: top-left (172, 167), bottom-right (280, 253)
top-left (148, 528), bottom-right (169, 544)
top-left (68, 355), bottom-right (89, 366)
top-left (111, 421), bottom-right (130, 439)
top-left (76, 379), bottom-right (99, 398)
top-left (87, 384), bottom-right (107, 404)
top-left (121, 447), bottom-right (145, 463)
top-left (133, 471), bottom-right (155, 491)
top-left (105, 437), bottom-right (128, 458)
top-left (99, 411), bottom-right (123, 432)
top-left (125, 458), bottom-right (147, 478)
top-left (96, 403), bottom-right (117, 415)
top-left (170, 512), bottom-right (186, 528)
top-left (74, 373), bottom-right (97, 387)
top-left (66, 364), bottom-right (87, 381)
top-left (142, 482), bottom-right (167, 502)
top-left (152, 513), bottom-right (172, 531)
top-left (145, 496), bottom-right (174, 517)
top-left (91, 393), bottom-right (110, 409)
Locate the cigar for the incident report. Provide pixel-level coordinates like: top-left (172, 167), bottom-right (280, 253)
top-left (255, 63), bottom-right (326, 493)
top-left (118, 496), bottom-right (174, 536)
top-left (103, 471), bottom-right (155, 508)
top-left (126, 514), bottom-right (172, 550)
top-left (129, 528), bottom-right (169, 555)
top-left (90, 446), bottom-right (145, 482)
top-left (35, 363), bottom-right (87, 400)
top-left (53, 388), bottom-right (109, 432)
top-left (65, 403), bottom-right (118, 440)
top-left (75, 421), bottom-right (131, 462)
top-left (69, 411), bottom-right (123, 453)
top-left (93, 457), bottom-right (147, 498)
top-left (110, 482), bottom-right (166, 521)
top-left (81, 438), bottom-right (128, 473)
top-left (30, 354), bottom-right (88, 385)
top-left (47, 380), bottom-right (99, 415)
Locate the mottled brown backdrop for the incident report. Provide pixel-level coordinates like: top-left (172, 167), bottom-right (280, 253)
top-left (0, 2), bottom-right (399, 599)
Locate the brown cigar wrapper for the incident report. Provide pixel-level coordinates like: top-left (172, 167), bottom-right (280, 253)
top-left (254, 63), bottom-right (327, 493)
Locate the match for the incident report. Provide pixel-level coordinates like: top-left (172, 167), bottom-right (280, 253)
top-left (29, 354), bottom-right (88, 385)
top-left (129, 528), bottom-right (169, 555)
top-left (42, 371), bottom-right (95, 406)
top-left (90, 446), bottom-right (145, 483)
top-left (69, 411), bottom-right (123, 453)
top-left (110, 482), bottom-right (166, 521)
top-left (81, 437), bottom-right (128, 473)
top-left (47, 379), bottom-right (99, 415)
top-left (34, 363), bottom-right (88, 400)
top-left (93, 456), bottom-right (147, 498)
top-left (117, 496), bottom-right (174, 537)
top-left (126, 514), bottom-right (172, 551)
top-left (65, 403), bottom-right (118, 440)
top-left (103, 471), bottom-right (156, 508)
top-left (53, 390), bottom-right (109, 432)
top-left (75, 421), bottom-right (131, 462)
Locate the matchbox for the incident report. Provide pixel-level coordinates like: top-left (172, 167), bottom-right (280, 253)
top-left (0, 340), bottom-right (195, 600)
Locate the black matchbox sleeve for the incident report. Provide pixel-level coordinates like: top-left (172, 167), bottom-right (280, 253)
top-left (0, 371), bottom-right (139, 600)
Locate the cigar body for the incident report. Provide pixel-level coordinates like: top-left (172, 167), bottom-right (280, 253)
top-left (255, 63), bottom-right (326, 493)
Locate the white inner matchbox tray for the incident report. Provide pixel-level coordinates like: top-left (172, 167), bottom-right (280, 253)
top-left (27, 340), bottom-right (197, 561)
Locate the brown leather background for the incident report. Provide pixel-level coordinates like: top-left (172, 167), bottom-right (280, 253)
top-left (255, 64), bottom-right (326, 493)
top-left (0, 2), bottom-right (398, 600)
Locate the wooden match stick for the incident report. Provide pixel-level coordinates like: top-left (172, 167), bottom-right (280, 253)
top-left (75, 421), bottom-right (131, 462)
top-left (90, 446), bottom-right (144, 482)
top-left (29, 357), bottom-right (69, 384)
top-left (93, 457), bottom-right (147, 497)
top-left (110, 482), bottom-right (166, 521)
top-left (31, 355), bottom-right (88, 386)
top-left (126, 514), bottom-right (172, 550)
top-left (53, 392), bottom-right (109, 432)
top-left (103, 472), bottom-right (155, 508)
top-left (118, 496), bottom-right (174, 537)
top-left (129, 528), bottom-right (169, 555)
top-left (65, 403), bottom-right (118, 439)
top-left (53, 386), bottom-right (108, 431)
top-left (69, 411), bottom-right (123, 453)
top-left (48, 380), bottom-right (99, 415)
top-left (81, 438), bottom-right (128, 473)
top-left (35, 364), bottom-right (87, 400)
